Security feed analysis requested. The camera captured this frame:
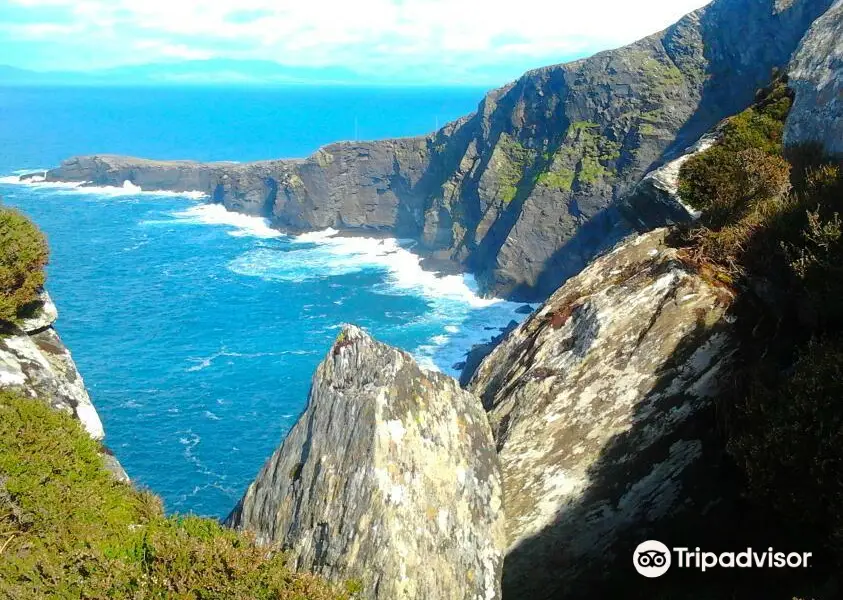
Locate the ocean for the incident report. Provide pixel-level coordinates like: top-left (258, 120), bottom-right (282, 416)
top-left (0, 85), bottom-right (526, 517)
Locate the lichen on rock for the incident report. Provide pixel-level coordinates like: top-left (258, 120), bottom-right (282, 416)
top-left (469, 229), bottom-right (736, 598)
top-left (227, 325), bottom-right (505, 600)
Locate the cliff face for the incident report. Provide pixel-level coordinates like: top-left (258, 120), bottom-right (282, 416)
top-left (469, 229), bottom-right (735, 598)
top-left (0, 293), bottom-right (126, 480)
top-left (785, 0), bottom-right (843, 156)
top-left (226, 325), bottom-right (505, 600)
top-left (45, 0), bottom-right (833, 301)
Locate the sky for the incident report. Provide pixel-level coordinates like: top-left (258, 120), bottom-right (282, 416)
top-left (0, 0), bottom-right (712, 85)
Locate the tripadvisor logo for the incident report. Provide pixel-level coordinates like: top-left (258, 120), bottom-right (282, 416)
top-left (633, 540), bottom-right (671, 577)
top-left (633, 540), bottom-right (813, 577)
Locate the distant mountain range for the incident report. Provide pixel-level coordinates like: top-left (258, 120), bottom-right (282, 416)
top-left (0, 60), bottom-right (450, 87)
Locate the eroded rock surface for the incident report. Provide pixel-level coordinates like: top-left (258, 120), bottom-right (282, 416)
top-left (0, 294), bottom-right (127, 480)
top-left (226, 325), bottom-right (505, 600)
top-left (786, 0), bottom-right (843, 156)
top-left (469, 230), bottom-right (735, 598)
top-left (45, 0), bottom-right (832, 300)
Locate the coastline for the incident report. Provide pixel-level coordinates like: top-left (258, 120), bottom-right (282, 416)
top-left (1, 172), bottom-right (524, 380)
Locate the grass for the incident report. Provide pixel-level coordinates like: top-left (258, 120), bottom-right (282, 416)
top-left (537, 122), bottom-right (622, 192)
top-left (0, 391), bottom-right (346, 600)
top-left (536, 168), bottom-right (575, 192)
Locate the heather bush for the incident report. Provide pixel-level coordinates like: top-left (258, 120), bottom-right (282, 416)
top-left (0, 206), bottom-right (49, 322)
top-left (729, 338), bottom-right (843, 553)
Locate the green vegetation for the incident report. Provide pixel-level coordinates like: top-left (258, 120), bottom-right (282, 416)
top-left (493, 133), bottom-right (536, 204)
top-left (675, 75), bottom-right (843, 560)
top-left (537, 122), bottom-right (622, 192)
top-left (0, 391), bottom-right (345, 599)
top-left (638, 55), bottom-right (685, 90)
top-left (569, 120), bottom-right (599, 132)
top-left (732, 339), bottom-right (843, 551)
top-left (0, 207), bottom-right (49, 322)
top-left (536, 168), bottom-right (575, 192)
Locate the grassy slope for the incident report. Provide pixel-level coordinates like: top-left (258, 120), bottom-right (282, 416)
top-left (0, 391), bottom-right (346, 600)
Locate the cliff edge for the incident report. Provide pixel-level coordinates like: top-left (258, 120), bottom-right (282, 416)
top-left (0, 293), bottom-right (127, 480)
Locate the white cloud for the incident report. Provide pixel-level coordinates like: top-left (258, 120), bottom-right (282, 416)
top-left (5, 0), bottom-right (712, 80)
top-left (134, 40), bottom-right (215, 61)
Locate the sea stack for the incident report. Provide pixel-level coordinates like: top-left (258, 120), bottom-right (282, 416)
top-left (226, 325), bottom-right (505, 600)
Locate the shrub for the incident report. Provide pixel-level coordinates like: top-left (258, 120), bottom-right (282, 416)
top-left (0, 207), bottom-right (49, 322)
top-left (0, 391), bottom-right (345, 599)
top-left (729, 338), bottom-right (843, 552)
top-left (679, 147), bottom-right (791, 228)
top-left (675, 73), bottom-right (843, 563)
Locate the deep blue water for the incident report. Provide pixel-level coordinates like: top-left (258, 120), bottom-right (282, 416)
top-left (0, 85), bottom-right (523, 517)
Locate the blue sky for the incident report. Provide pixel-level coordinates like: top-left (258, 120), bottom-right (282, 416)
top-left (0, 0), bottom-right (711, 85)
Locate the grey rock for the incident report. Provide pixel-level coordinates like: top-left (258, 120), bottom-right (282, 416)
top-left (620, 134), bottom-right (717, 229)
top-left (458, 320), bottom-right (520, 389)
top-left (0, 296), bottom-right (126, 478)
top-left (16, 291), bottom-right (58, 334)
top-left (46, 0), bottom-right (832, 301)
top-left (785, 0), bottom-right (843, 156)
top-left (468, 229), bottom-right (736, 598)
top-left (227, 325), bottom-right (505, 600)
top-left (0, 324), bottom-right (104, 440)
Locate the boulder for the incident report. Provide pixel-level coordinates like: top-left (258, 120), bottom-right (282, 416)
top-left (227, 325), bottom-right (505, 600)
top-left (17, 291), bottom-right (58, 334)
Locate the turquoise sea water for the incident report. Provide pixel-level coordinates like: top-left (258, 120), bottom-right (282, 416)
top-left (0, 85), bottom-right (524, 517)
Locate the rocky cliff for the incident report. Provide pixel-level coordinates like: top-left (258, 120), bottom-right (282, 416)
top-left (226, 325), bottom-right (505, 600)
top-left (44, 0), bottom-right (834, 301)
top-left (469, 229), bottom-right (736, 598)
top-left (0, 293), bottom-right (126, 480)
top-left (785, 0), bottom-right (843, 156)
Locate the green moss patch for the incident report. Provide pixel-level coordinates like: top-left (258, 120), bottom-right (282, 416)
top-left (540, 122), bottom-right (621, 190)
top-left (490, 133), bottom-right (536, 204)
top-left (536, 168), bottom-right (576, 192)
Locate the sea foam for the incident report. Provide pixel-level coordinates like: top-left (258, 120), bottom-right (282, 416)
top-left (0, 175), bottom-right (207, 199)
top-left (167, 204), bottom-right (282, 239)
top-left (232, 228), bottom-right (502, 308)
top-left (229, 228), bottom-right (526, 375)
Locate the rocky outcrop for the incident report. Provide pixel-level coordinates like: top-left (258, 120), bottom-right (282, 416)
top-left (620, 134), bottom-right (716, 229)
top-left (0, 294), bottom-right (127, 481)
top-left (45, 0), bottom-right (833, 301)
top-left (785, 0), bottom-right (843, 156)
top-left (457, 320), bottom-right (519, 388)
top-left (468, 230), bottom-right (735, 598)
top-left (226, 325), bottom-right (505, 600)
